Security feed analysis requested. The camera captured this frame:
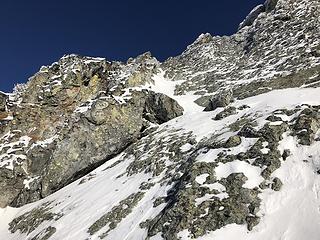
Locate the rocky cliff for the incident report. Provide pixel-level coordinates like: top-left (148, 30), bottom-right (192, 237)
top-left (1, 0), bottom-right (320, 239)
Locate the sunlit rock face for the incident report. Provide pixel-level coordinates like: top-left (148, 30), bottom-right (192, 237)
top-left (0, 53), bottom-right (183, 208)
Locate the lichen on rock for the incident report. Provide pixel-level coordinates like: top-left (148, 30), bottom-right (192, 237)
top-left (9, 202), bottom-right (62, 236)
top-left (88, 192), bottom-right (145, 238)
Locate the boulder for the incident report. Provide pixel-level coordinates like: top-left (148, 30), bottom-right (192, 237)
top-left (282, 149), bottom-right (291, 160)
top-left (144, 92), bottom-right (184, 124)
top-left (293, 107), bottom-right (320, 145)
top-left (214, 107), bottom-right (237, 120)
top-left (271, 177), bottom-right (283, 191)
top-left (204, 90), bottom-right (233, 112)
top-left (224, 135), bottom-right (242, 148)
top-left (238, 125), bottom-right (261, 138)
top-left (194, 95), bottom-right (213, 108)
top-left (246, 216), bottom-right (260, 231)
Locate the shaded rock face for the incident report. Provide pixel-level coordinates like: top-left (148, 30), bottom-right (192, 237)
top-left (203, 90), bottom-right (233, 112)
top-left (0, 169), bottom-right (26, 208)
top-left (0, 92), bottom-right (7, 112)
top-left (239, 4), bottom-right (265, 30)
top-left (239, 0), bottom-right (280, 30)
top-left (238, 125), bottom-right (261, 138)
top-left (224, 135), bottom-right (242, 148)
top-left (40, 90), bottom-right (183, 198)
top-left (144, 92), bottom-right (184, 124)
top-left (214, 107), bottom-right (237, 120)
top-left (0, 54), bottom-right (183, 207)
top-left (265, 0), bottom-right (279, 12)
top-left (41, 92), bottom-right (146, 197)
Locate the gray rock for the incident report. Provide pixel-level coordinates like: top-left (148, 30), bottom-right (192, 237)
top-left (259, 122), bottom-right (289, 143)
top-left (0, 55), bottom-right (183, 207)
top-left (271, 177), bottom-right (283, 191)
top-left (9, 202), bottom-right (62, 235)
top-left (0, 92), bottom-right (7, 112)
top-left (204, 90), bottom-right (233, 112)
top-left (87, 99), bottom-right (111, 125)
top-left (224, 135), bottom-right (242, 148)
top-left (88, 192), bottom-right (145, 238)
top-left (194, 95), bottom-right (214, 108)
top-left (239, 5), bottom-right (265, 30)
top-left (238, 125), bottom-right (261, 138)
top-left (266, 115), bottom-right (283, 122)
top-left (246, 216), bottom-right (260, 231)
top-left (293, 107), bottom-right (320, 145)
top-left (214, 107), bottom-right (237, 120)
top-left (264, 0), bottom-right (279, 12)
top-left (30, 226), bottom-right (56, 240)
top-left (0, 168), bottom-right (26, 208)
top-left (144, 92), bottom-right (184, 124)
top-left (41, 91), bottom-right (183, 197)
top-left (282, 149), bottom-right (291, 160)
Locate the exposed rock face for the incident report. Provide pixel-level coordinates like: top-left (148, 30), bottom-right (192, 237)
top-left (203, 90), bottom-right (233, 112)
top-left (0, 168), bottom-right (26, 208)
top-left (41, 92), bottom-right (145, 197)
top-left (239, 5), bottom-right (265, 30)
top-left (224, 135), bottom-right (242, 148)
top-left (9, 202), bottom-right (62, 235)
top-left (293, 107), bottom-right (320, 145)
top-left (144, 92), bottom-right (184, 124)
top-left (214, 106), bottom-right (237, 120)
top-left (265, 0), bottom-right (279, 12)
top-left (238, 125), bottom-right (261, 138)
top-left (146, 168), bottom-right (261, 239)
top-left (0, 54), bottom-right (183, 207)
top-left (164, 0), bottom-right (320, 98)
top-left (0, 92), bottom-right (7, 112)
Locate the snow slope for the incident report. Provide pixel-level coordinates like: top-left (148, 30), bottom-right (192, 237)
top-left (200, 136), bottom-right (320, 240)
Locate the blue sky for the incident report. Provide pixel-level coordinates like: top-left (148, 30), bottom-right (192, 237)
top-left (0, 0), bottom-right (264, 92)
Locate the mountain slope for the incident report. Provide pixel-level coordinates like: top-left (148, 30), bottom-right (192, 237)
top-left (1, 0), bottom-right (320, 239)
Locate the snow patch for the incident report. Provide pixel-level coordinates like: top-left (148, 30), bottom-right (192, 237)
top-left (195, 174), bottom-right (209, 185)
top-left (215, 160), bottom-right (264, 189)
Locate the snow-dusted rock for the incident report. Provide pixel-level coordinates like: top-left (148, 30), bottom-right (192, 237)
top-left (1, 0), bottom-right (320, 239)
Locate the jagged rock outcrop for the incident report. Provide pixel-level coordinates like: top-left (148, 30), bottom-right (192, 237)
top-left (238, 0), bottom-right (280, 29)
top-left (293, 106), bottom-right (320, 145)
top-left (164, 0), bottom-right (320, 99)
top-left (224, 135), bottom-right (242, 148)
top-left (203, 90), bottom-right (233, 112)
top-left (144, 92), bottom-right (184, 124)
top-left (0, 92), bottom-right (7, 112)
top-left (265, 0), bottom-right (279, 12)
top-left (0, 54), bottom-right (183, 208)
top-left (239, 5), bottom-right (265, 30)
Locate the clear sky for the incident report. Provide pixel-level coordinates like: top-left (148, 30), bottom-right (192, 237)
top-left (0, 0), bottom-right (264, 92)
